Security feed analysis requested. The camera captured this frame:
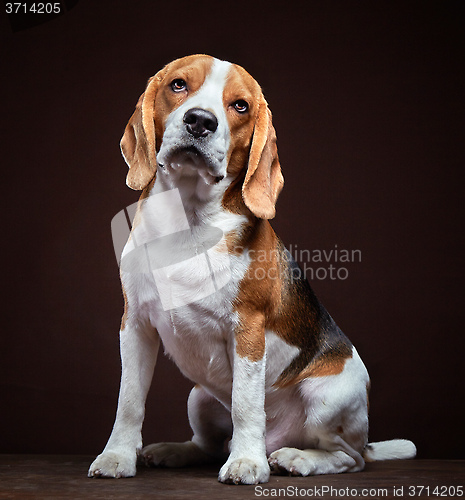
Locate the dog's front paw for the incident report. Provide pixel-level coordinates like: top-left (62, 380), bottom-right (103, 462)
top-left (88, 451), bottom-right (137, 478)
top-left (218, 456), bottom-right (270, 485)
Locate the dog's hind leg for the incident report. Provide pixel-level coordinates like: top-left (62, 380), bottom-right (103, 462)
top-left (268, 410), bottom-right (367, 476)
top-left (269, 446), bottom-right (363, 476)
top-left (269, 348), bottom-right (369, 476)
top-left (141, 385), bottom-right (232, 467)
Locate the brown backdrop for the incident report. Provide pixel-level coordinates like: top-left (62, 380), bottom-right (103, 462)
top-left (1, 1), bottom-right (464, 459)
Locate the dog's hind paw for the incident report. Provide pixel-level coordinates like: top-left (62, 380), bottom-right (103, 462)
top-left (141, 440), bottom-right (215, 468)
top-left (268, 447), bottom-right (359, 476)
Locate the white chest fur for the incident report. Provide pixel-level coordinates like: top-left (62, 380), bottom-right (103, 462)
top-left (121, 178), bottom-right (250, 405)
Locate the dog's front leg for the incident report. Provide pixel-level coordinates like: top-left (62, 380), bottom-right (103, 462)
top-left (218, 318), bottom-right (269, 485)
top-left (89, 323), bottom-right (160, 478)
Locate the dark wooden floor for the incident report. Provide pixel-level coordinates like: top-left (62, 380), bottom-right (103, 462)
top-left (0, 456), bottom-right (463, 499)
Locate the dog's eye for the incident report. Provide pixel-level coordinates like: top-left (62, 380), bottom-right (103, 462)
top-left (233, 100), bottom-right (249, 113)
top-left (171, 79), bottom-right (187, 92)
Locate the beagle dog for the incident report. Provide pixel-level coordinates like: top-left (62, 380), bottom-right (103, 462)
top-left (89, 54), bottom-right (415, 485)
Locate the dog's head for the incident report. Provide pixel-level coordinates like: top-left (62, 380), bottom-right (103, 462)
top-left (120, 54), bottom-right (283, 219)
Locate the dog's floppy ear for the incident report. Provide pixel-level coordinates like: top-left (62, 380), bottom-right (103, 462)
top-left (120, 76), bottom-right (160, 190)
top-left (242, 100), bottom-right (284, 219)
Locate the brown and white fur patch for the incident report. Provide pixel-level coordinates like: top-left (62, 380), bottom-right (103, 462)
top-left (88, 55), bottom-right (415, 485)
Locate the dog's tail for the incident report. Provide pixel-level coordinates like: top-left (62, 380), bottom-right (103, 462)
top-left (363, 439), bottom-right (416, 462)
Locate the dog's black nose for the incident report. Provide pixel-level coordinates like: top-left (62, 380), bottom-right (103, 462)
top-left (183, 108), bottom-right (218, 138)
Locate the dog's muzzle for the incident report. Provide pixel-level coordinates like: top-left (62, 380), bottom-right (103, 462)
top-left (183, 108), bottom-right (218, 138)
top-left (156, 105), bottom-right (228, 184)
